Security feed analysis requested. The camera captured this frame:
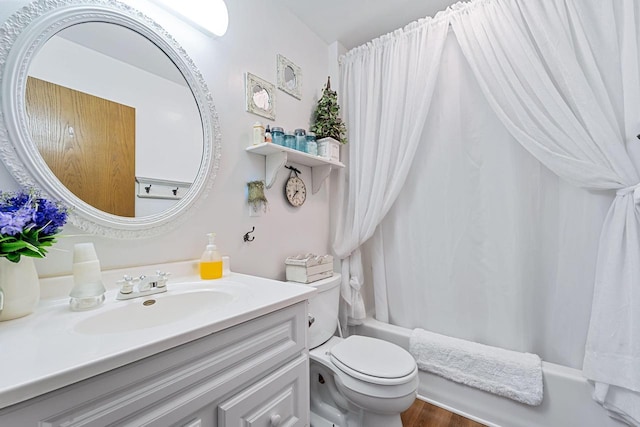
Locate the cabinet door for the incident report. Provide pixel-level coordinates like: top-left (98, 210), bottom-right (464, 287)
top-left (218, 355), bottom-right (309, 427)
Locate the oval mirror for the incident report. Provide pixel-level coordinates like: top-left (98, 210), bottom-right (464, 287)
top-left (0, 0), bottom-right (221, 238)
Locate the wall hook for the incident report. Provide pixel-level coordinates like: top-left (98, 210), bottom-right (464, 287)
top-left (285, 165), bottom-right (301, 176)
top-left (243, 226), bottom-right (255, 242)
top-left (145, 184), bottom-right (152, 194)
top-left (172, 187), bottom-right (179, 196)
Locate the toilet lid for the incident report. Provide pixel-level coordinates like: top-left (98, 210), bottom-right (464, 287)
top-left (330, 336), bottom-right (416, 385)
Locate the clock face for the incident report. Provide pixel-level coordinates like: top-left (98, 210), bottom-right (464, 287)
top-left (285, 176), bottom-right (306, 207)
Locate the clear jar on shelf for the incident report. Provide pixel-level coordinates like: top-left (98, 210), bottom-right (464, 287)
top-left (306, 132), bottom-right (318, 155)
top-left (294, 128), bottom-right (307, 152)
top-left (284, 132), bottom-right (296, 149)
top-left (272, 127), bottom-right (284, 146)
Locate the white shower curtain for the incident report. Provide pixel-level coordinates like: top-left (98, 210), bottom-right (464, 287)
top-left (371, 32), bottom-right (611, 367)
top-left (452, 0), bottom-right (640, 423)
top-left (337, 0), bottom-right (640, 423)
top-left (333, 15), bottom-right (449, 323)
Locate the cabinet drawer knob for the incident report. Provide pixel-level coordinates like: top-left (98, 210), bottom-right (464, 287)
top-left (270, 414), bottom-right (282, 426)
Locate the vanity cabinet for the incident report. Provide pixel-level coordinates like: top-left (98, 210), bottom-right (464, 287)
top-left (0, 302), bottom-right (309, 427)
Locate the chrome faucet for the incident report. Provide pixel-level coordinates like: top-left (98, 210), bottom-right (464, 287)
top-left (116, 271), bottom-right (170, 300)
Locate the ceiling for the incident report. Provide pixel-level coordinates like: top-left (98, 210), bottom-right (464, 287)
top-left (272, 0), bottom-right (461, 50)
top-left (58, 22), bottom-right (187, 86)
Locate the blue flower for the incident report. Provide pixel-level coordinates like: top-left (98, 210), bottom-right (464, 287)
top-left (0, 192), bottom-right (29, 213)
top-left (0, 195), bottom-right (34, 235)
top-left (34, 198), bottom-right (67, 236)
top-left (0, 211), bottom-right (27, 236)
top-left (0, 189), bottom-right (67, 262)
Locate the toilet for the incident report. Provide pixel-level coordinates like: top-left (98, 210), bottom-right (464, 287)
top-left (305, 274), bottom-right (418, 427)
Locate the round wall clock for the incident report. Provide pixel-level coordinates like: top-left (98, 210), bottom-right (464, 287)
top-left (284, 167), bottom-right (306, 207)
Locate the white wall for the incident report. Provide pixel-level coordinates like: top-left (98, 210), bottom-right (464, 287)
top-left (0, 0), bottom-right (333, 280)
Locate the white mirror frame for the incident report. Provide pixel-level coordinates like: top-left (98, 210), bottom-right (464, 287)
top-left (245, 72), bottom-right (275, 120)
top-left (0, 0), bottom-right (221, 239)
top-left (276, 54), bottom-right (301, 100)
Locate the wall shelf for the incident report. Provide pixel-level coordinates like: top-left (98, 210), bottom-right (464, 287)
top-left (246, 143), bottom-right (345, 194)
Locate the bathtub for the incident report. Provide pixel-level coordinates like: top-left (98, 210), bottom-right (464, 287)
top-left (354, 317), bottom-right (625, 427)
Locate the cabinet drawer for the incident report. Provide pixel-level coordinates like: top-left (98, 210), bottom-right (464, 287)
top-left (218, 355), bottom-right (309, 427)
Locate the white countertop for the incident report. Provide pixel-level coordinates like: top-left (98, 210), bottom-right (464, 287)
top-left (0, 262), bottom-right (315, 409)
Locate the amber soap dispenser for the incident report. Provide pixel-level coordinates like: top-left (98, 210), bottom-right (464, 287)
top-left (200, 232), bottom-right (222, 279)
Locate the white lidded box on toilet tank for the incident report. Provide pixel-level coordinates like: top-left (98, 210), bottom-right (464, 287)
top-left (285, 253), bottom-right (333, 283)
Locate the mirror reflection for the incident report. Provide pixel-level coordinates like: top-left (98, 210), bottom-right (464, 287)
top-left (252, 84), bottom-right (271, 111)
top-left (25, 22), bottom-right (204, 217)
top-left (284, 65), bottom-right (296, 90)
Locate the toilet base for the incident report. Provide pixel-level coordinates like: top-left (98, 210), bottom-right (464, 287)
top-left (310, 407), bottom-right (403, 427)
top-left (310, 357), bottom-right (415, 427)
top-left (362, 412), bottom-right (403, 427)
top-left (311, 411), bottom-right (342, 427)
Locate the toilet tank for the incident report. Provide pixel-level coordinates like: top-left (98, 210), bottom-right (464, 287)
top-left (306, 273), bottom-right (341, 349)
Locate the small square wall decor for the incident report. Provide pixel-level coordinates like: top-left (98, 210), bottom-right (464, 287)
top-left (246, 72), bottom-right (276, 120)
top-left (277, 54), bottom-right (302, 100)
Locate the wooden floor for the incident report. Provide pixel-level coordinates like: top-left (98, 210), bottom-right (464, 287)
top-left (401, 399), bottom-right (487, 427)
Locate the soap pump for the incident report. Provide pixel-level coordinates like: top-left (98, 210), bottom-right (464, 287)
top-left (69, 243), bottom-right (106, 311)
top-left (200, 233), bottom-right (222, 280)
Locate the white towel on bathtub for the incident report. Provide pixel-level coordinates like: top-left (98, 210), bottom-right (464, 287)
top-left (409, 328), bottom-right (543, 406)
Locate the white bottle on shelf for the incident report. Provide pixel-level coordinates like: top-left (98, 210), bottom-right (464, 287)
top-left (252, 121), bottom-right (265, 145)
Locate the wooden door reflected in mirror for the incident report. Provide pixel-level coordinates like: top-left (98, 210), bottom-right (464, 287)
top-left (25, 77), bottom-right (135, 217)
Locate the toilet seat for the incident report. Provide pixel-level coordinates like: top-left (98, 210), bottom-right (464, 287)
top-left (310, 335), bottom-right (419, 405)
top-left (330, 335), bottom-right (417, 386)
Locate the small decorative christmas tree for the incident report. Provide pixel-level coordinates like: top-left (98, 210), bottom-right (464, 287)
top-left (311, 76), bottom-right (347, 144)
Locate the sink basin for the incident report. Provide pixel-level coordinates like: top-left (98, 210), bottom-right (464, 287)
top-left (74, 289), bottom-right (236, 335)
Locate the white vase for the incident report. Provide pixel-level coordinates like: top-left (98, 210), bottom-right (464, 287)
top-left (0, 257), bottom-right (40, 321)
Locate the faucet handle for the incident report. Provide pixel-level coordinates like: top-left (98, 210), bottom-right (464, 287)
top-left (156, 271), bottom-right (170, 288)
top-left (116, 275), bottom-right (136, 294)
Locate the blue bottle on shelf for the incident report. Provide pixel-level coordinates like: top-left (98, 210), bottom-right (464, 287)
top-left (284, 132), bottom-right (295, 149)
top-left (272, 127), bottom-right (284, 146)
top-left (294, 128), bottom-right (307, 152)
top-left (306, 132), bottom-right (318, 155)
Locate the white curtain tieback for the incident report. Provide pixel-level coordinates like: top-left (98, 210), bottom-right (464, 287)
top-left (616, 182), bottom-right (640, 201)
